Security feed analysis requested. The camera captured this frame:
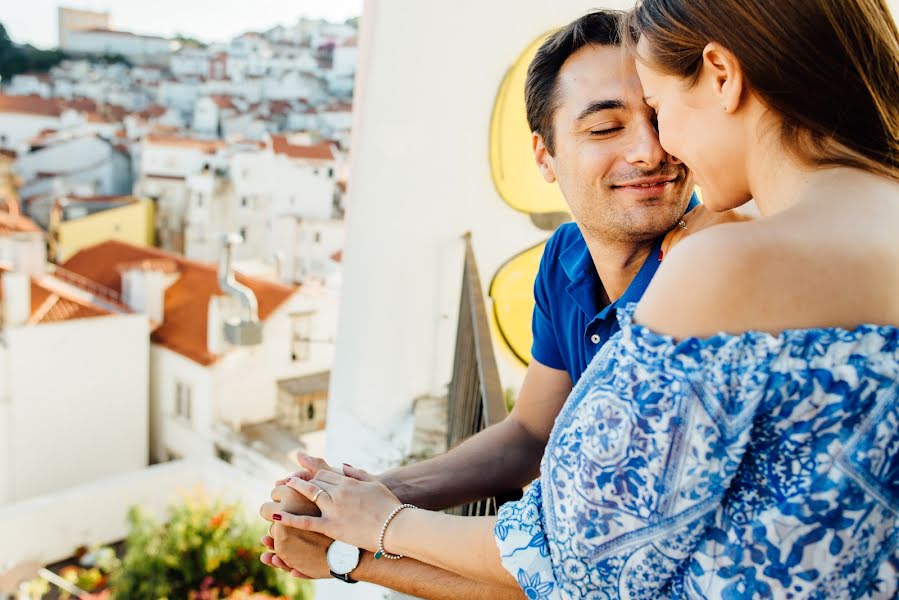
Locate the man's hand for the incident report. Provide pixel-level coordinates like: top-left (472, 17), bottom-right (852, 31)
top-left (259, 451), bottom-right (346, 578)
top-left (260, 484), bottom-right (334, 579)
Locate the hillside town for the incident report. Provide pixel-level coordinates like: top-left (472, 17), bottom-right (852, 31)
top-left (0, 8), bottom-right (362, 597)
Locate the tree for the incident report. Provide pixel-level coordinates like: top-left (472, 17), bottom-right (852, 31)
top-left (0, 22), bottom-right (67, 82)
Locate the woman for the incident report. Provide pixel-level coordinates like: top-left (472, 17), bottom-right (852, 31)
top-left (270, 0), bottom-right (899, 597)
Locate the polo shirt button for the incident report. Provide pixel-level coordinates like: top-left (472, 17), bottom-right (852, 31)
top-left (590, 334), bottom-right (601, 344)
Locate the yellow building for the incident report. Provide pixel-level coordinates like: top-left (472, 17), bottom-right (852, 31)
top-left (50, 195), bottom-right (155, 263)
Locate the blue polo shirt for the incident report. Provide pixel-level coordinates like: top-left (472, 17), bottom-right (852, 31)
top-left (531, 194), bottom-right (700, 382)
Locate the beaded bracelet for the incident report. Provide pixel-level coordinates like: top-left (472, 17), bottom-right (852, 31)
top-left (374, 503), bottom-right (417, 560)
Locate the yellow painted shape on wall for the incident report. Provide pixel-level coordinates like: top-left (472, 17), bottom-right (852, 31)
top-left (488, 240), bottom-right (546, 368)
top-left (56, 198), bottom-right (155, 263)
top-left (489, 33), bottom-right (569, 216)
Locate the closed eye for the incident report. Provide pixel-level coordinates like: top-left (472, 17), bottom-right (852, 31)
top-left (589, 127), bottom-right (623, 136)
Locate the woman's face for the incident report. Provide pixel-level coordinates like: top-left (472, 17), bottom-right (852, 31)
top-left (635, 37), bottom-right (752, 212)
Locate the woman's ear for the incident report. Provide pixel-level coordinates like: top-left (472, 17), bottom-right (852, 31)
top-left (701, 42), bottom-right (744, 113)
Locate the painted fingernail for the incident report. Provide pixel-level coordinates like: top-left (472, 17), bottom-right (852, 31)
top-left (343, 463), bottom-right (353, 468)
top-left (272, 513), bottom-right (282, 521)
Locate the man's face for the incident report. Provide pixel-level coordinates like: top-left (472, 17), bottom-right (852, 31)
top-left (535, 44), bottom-right (693, 244)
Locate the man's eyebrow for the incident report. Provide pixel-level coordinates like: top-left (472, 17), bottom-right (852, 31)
top-left (576, 99), bottom-right (626, 121)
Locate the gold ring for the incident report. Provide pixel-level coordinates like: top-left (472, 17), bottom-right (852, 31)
top-left (311, 488), bottom-right (324, 503)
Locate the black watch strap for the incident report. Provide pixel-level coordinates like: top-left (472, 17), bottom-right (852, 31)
top-left (330, 570), bottom-right (358, 584)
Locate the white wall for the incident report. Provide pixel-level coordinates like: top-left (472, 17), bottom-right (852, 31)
top-left (325, 0), bottom-right (624, 469)
top-left (0, 113), bottom-right (60, 150)
top-left (211, 302), bottom-right (329, 431)
top-left (66, 30), bottom-right (173, 58)
top-left (150, 345), bottom-right (214, 461)
top-left (140, 143), bottom-right (219, 179)
top-left (0, 340), bottom-right (10, 504)
top-left (16, 136), bottom-right (108, 180)
top-left (231, 151), bottom-right (335, 222)
top-left (0, 458), bottom-right (274, 566)
top-left (5, 313), bottom-right (149, 503)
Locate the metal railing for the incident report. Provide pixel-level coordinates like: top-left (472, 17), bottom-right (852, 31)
top-left (446, 233), bottom-right (521, 516)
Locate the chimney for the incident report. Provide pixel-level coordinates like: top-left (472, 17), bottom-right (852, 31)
top-left (10, 233), bottom-right (46, 276)
top-left (217, 233), bottom-right (262, 346)
top-left (2, 272), bottom-right (30, 327)
top-left (121, 267), bottom-right (166, 323)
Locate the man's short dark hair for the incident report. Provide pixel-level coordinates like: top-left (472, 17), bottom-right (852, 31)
top-left (525, 10), bottom-right (624, 156)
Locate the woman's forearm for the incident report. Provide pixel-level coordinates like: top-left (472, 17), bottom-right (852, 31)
top-left (384, 509), bottom-right (518, 589)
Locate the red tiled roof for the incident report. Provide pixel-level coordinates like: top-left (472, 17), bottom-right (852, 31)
top-left (62, 240), bottom-right (297, 366)
top-left (137, 104), bottom-right (167, 119)
top-left (0, 268), bottom-right (113, 325)
top-left (209, 95), bottom-right (237, 110)
top-left (0, 94), bottom-right (63, 117)
top-left (271, 135), bottom-right (334, 161)
top-left (322, 101), bottom-right (353, 113)
top-left (145, 134), bottom-right (225, 154)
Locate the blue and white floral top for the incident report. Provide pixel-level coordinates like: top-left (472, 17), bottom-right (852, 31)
top-left (496, 303), bottom-right (899, 599)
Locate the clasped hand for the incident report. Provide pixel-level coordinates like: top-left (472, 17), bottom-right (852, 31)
top-left (275, 462), bottom-right (400, 553)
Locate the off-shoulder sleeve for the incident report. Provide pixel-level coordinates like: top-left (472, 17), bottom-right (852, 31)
top-left (497, 303), bottom-right (782, 599)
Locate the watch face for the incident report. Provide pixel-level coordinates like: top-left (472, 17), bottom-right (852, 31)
top-left (327, 540), bottom-right (360, 575)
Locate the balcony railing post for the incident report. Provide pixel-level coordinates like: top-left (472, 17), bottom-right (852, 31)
top-left (446, 233), bottom-right (521, 516)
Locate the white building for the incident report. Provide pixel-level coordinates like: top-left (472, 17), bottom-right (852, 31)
top-left (0, 233), bottom-right (149, 506)
top-left (15, 135), bottom-right (132, 225)
top-left (270, 217), bottom-right (345, 286)
top-left (65, 29), bottom-right (175, 62)
top-left (60, 240), bottom-right (332, 467)
top-left (331, 38), bottom-right (358, 79)
top-left (317, 102), bottom-right (354, 137)
top-left (262, 71), bottom-right (325, 102)
top-left (231, 133), bottom-right (338, 229)
top-left (57, 7), bottom-right (110, 50)
top-left (5, 74), bottom-right (54, 99)
top-left (0, 95), bottom-right (64, 151)
top-left (134, 135), bottom-right (226, 253)
top-left (171, 48), bottom-right (211, 78)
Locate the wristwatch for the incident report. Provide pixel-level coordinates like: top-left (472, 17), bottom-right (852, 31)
top-left (326, 540), bottom-right (360, 583)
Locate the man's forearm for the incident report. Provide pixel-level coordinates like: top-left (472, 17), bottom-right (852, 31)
top-left (354, 551), bottom-right (523, 600)
top-left (379, 417), bottom-right (544, 510)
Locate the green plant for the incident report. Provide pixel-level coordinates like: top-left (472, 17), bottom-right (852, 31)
top-left (109, 493), bottom-right (311, 600)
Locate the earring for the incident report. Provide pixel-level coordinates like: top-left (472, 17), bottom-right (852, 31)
top-left (722, 105), bottom-right (728, 112)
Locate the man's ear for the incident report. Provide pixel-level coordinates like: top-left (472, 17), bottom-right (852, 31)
top-left (533, 132), bottom-right (557, 183)
top-left (701, 42), bottom-right (744, 113)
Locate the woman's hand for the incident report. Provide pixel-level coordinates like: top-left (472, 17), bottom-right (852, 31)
top-left (274, 463), bottom-right (402, 553)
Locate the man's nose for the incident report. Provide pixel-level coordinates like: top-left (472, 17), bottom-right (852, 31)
top-left (624, 122), bottom-right (668, 168)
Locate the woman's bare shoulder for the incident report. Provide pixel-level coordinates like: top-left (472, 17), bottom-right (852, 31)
top-left (635, 215), bottom-right (899, 339)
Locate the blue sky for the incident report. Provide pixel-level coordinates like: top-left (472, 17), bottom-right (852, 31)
top-left (1, 0), bottom-right (363, 49)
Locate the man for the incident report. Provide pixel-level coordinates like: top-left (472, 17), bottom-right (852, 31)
top-left (260, 10), bottom-right (745, 598)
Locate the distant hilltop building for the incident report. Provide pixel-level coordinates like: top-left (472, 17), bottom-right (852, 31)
top-left (57, 6), bottom-right (175, 65)
top-left (57, 6), bottom-right (111, 50)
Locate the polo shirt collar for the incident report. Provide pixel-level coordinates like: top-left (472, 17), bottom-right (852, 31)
top-left (560, 192), bottom-right (701, 320)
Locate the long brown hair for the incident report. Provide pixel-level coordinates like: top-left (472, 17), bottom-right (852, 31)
top-left (625, 0), bottom-right (899, 181)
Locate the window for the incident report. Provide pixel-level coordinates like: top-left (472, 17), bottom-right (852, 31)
top-left (215, 444), bottom-right (233, 463)
top-left (314, 231), bottom-right (322, 243)
top-left (240, 226), bottom-right (248, 241)
top-left (328, 167), bottom-right (334, 177)
top-left (174, 380), bottom-right (193, 422)
top-left (307, 403), bottom-right (315, 421)
top-left (241, 196), bottom-right (249, 208)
